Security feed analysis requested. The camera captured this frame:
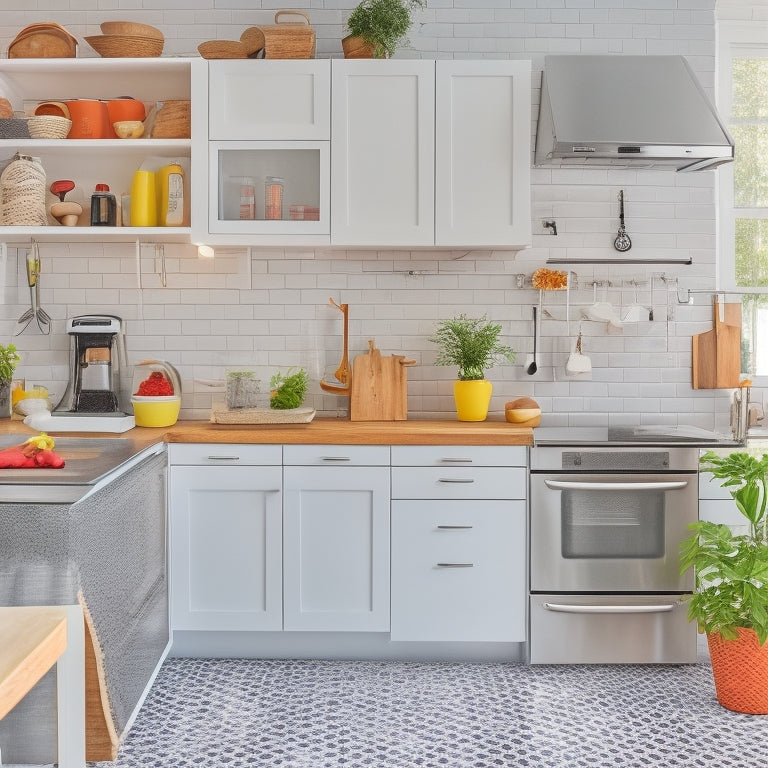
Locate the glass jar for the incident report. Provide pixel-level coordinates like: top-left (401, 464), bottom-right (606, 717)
top-left (265, 176), bottom-right (284, 220)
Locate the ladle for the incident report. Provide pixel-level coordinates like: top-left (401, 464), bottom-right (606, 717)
top-left (319, 297), bottom-right (351, 395)
top-left (526, 305), bottom-right (538, 375)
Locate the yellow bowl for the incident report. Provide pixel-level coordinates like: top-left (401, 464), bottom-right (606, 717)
top-left (131, 396), bottom-right (180, 427)
top-left (113, 120), bottom-right (144, 139)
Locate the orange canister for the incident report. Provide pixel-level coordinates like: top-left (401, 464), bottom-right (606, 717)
top-left (130, 169), bottom-right (157, 227)
top-left (106, 98), bottom-right (146, 138)
top-left (65, 99), bottom-right (110, 139)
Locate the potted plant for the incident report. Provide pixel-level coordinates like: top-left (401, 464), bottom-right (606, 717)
top-left (0, 343), bottom-right (20, 417)
top-left (429, 314), bottom-right (515, 422)
top-left (680, 450), bottom-right (768, 714)
top-left (343, 0), bottom-right (425, 59)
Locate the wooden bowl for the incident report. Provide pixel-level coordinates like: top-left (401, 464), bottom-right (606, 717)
top-left (197, 40), bottom-right (249, 59)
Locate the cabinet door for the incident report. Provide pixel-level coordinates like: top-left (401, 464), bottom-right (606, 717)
top-left (331, 60), bottom-right (435, 246)
top-left (283, 465), bottom-right (390, 631)
top-left (435, 60), bottom-right (531, 248)
top-left (169, 466), bottom-right (283, 631)
top-left (391, 500), bottom-right (526, 642)
top-left (209, 60), bottom-right (330, 140)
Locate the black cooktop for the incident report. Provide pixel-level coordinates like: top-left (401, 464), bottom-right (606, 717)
top-left (533, 425), bottom-right (741, 447)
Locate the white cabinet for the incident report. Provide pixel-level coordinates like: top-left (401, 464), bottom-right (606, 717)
top-left (283, 444), bottom-right (390, 631)
top-left (0, 57), bottom-right (193, 243)
top-left (699, 464), bottom-right (747, 534)
top-left (390, 445), bottom-right (527, 642)
top-left (194, 60), bottom-right (330, 244)
top-left (435, 60), bottom-right (531, 247)
top-left (168, 445), bottom-right (283, 631)
top-left (330, 60), bottom-right (436, 246)
top-left (331, 60), bottom-right (531, 249)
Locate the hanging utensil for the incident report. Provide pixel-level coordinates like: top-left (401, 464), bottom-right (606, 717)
top-left (32, 244), bottom-right (51, 334)
top-left (319, 297), bottom-right (352, 395)
top-left (526, 303), bottom-right (538, 375)
top-left (14, 252), bottom-right (37, 336)
top-left (613, 190), bottom-right (632, 252)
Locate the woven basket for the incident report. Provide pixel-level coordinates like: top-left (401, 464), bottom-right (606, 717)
top-left (99, 21), bottom-right (164, 40)
top-left (85, 34), bottom-right (164, 58)
top-left (197, 40), bottom-right (249, 59)
top-left (9, 23), bottom-right (77, 58)
top-left (151, 100), bottom-right (191, 138)
top-left (0, 154), bottom-right (47, 226)
top-left (27, 115), bottom-right (72, 139)
top-left (708, 628), bottom-right (768, 714)
top-left (260, 10), bottom-right (315, 59)
top-left (342, 35), bottom-right (376, 58)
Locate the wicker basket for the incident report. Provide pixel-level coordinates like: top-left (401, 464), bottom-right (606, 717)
top-left (197, 40), bottom-right (249, 59)
top-left (708, 628), bottom-right (768, 714)
top-left (85, 34), bottom-right (164, 58)
top-left (150, 100), bottom-right (191, 139)
top-left (9, 23), bottom-right (77, 58)
top-left (0, 154), bottom-right (47, 226)
top-left (27, 115), bottom-right (72, 139)
top-left (260, 10), bottom-right (315, 59)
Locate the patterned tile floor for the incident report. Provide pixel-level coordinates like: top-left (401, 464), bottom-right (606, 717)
top-left (94, 657), bottom-right (767, 768)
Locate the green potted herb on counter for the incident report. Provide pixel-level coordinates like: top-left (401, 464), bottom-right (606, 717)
top-left (0, 343), bottom-right (21, 418)
top-left (270, 368), bottom-right (309, 410)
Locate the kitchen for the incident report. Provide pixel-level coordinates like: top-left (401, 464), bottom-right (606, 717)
top-left (1, 0), bottom-right (767, 767)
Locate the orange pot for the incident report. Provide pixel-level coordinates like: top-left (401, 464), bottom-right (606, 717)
top-left (707, 628), bottom-right (768, 714)
top-left (65, 99), bottom-right (110, 139)
top-left (106, 98), bottom-right (146, 137)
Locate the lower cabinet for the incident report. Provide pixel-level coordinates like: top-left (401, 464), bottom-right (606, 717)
top-left (390, 446), bottom-right (527, 642)
top-left (169, 445), bottom-right (283, 631)
top-left (283, 445), bottom-right (391, 631)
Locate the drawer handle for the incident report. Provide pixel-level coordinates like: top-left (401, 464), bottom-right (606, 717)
top-left (437, 562), bottom-right (474, 568)
top-left (543, 602), bottom-right (676, 614)
top-left (438, 478), bottom-right (475, 484)
top-left (206, 455), bottom-right (241, 461)
top-left (436, 525), bottom-right (473, 530)
top-left (321, 456), bottom-right (351, 462)
top-left (440, 457), bottom-right (473, 463)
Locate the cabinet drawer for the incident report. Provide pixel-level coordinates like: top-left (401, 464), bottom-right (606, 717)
top-left (391, 445), bottom-right (526, 467)
top-left (168, 443), bottom-right (282, 466)
top-left (209, 60), bottom-right (330, 140)
top-left (392, 466), bottom-right (525, 500)
top-left (283, 444), bottom-right (390, 466)
top-left (391, 500), bottom-right (526, 642)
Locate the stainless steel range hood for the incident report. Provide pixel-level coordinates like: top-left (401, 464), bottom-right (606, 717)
top-left (534, 55), bottom-right (734, 172)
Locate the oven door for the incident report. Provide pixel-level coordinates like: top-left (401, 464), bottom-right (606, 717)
top-left (530, 472), bottom-right (696, 592)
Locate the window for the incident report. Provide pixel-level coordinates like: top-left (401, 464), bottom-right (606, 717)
top-left (718, 22), bottom-right (768, 376)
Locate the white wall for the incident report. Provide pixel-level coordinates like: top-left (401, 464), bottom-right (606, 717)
top-left (0, 1), bottom-right (745, 431)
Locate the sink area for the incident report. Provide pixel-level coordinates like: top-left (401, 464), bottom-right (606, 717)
top-left (0, 436), bottom-right (157, 503)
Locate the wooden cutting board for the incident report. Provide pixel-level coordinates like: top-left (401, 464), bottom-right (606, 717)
top-left (692, 298), bottom-right (741, 389)
top-left (350, 340), bottom-right (415, 421)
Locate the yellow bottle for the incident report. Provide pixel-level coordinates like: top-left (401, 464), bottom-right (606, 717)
top-left (130, 169), bottom-right (157, 227)
top-left (156, 163), bottom-right (184, 226)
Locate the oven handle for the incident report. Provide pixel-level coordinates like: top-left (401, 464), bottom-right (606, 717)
top-left (543, 480), bottom-right (688, 491)
top-left (543, 602), bottom-right (677, 614)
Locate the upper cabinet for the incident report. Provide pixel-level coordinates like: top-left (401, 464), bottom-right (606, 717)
top-left (332, 59), bottom-right (531, 249)
top-left (0, 57), bottom-right (193, 243)
top-left (435, 60), bottom-right (531, 248)
top-left (331, 60), bottom-right (436, 247)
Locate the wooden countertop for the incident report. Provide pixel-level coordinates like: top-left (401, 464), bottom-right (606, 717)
top-left (0, 417), bottom-right (533, 446)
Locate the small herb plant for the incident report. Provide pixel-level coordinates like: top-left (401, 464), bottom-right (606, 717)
top-left (270, 368), bottom-right (309, 410)
top-left (680, 450), bottom-right (768, 644)
top-left (346, 0), bottom-right (426, 58)
top-left (0, 343), bottom-right (21, 381)
top-left (429, 314), bottom-right (515, 381)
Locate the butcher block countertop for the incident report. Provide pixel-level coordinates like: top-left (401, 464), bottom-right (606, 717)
top-left (163, 418), bottom-right (534, 446)
top-left (0, 418), bottom-right (533, 447)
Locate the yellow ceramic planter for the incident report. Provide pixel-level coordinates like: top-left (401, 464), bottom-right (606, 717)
top-left (453, 379), bottom-right (493, 422)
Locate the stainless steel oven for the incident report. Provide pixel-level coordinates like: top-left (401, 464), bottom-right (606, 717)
top-left (529, 443), bottom-right (699, 664)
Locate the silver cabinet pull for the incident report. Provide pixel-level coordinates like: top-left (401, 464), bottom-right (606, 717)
top-left (206, 455), bottom-right (241, 461)
top-left (437, 562), bottom-right (474, 568)
top-left (438, 478), bottom-right (475, 484)
top-left (544, 602), bottom-right (676, 614)
top-left (436, 525), bottom-right (473, 530)
top-left (321, 456), bottom-right (351, 462)
top-left (544, 480), bottom-right (687, 492)
top-left (440, 457), bottom-right (473, 463)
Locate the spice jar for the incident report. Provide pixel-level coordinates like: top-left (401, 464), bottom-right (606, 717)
top-left (265, 176), bottom-right (283, 220)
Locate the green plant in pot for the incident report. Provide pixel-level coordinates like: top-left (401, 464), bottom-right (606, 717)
top-left (0, 343), bottom-right (20, 418)
top-left (680, 450), bottom-right (768, 714)
top-left (429, 314), bottom-right (514, 422)
top-left (343, 0), bottom-right (426, 59)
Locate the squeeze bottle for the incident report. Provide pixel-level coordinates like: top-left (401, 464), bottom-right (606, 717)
top-left (156, 163), bottom-right (184, 226)
top-left (130, 169), bottom-right (157, 227)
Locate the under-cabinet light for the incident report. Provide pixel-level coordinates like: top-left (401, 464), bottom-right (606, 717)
top-left (197, 245), bottom-right (215, 259)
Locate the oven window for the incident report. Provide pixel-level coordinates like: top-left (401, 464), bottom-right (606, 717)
top-left (562, 489), bottom-right (665, 558)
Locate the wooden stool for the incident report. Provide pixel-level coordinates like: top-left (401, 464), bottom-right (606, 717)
top-left (0, 605), bottom-right (85, 768)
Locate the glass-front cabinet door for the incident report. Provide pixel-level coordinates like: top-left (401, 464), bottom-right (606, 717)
top-left (209, 140), bottom-right (330, 236)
